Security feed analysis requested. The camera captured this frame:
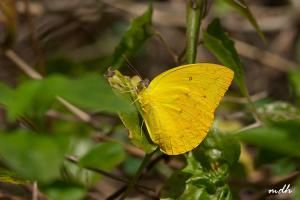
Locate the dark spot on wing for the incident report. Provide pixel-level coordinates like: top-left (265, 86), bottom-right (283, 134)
top-left (188, 76), bottom-right (192, 81)
top-left (203, 95), bottom-right (206, 98)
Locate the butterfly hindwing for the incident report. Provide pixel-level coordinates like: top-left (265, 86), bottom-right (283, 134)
top-left (139, 63), bottom-right (234, 155)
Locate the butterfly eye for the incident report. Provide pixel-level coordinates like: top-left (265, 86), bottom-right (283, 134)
top-left (143, 79), bottom-right (150, 87)
top-left (104, 67), bottom-right (115, 78)
top-left (136, 79), bottom-right (150, 93)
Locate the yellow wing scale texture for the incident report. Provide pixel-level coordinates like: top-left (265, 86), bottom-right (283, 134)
top-left (138, 63), bottom-right (234, 155)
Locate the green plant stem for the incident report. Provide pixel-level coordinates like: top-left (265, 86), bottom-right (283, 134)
top-left (186, 0), bottom-right (204, 64)
top-left (120, 149), bottom-right (157, 199)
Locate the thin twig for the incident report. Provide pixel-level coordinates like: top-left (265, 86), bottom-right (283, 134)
top-left (32, 181), bottom-right (38, 200)
top-left (154, 31), bottom-right (179, 64)
top-left (223, 91), bottom-right (268, 104)
top-left (65, 155), bottom-right (154, 192)
top-left (106, 186), bottom-right (127, 200)
top-left (46, 110), bottom-right (78, 122)
top-left (234, 121), bottom-right (262, 133)
top-left (5, 50), bottom-right (42, 79)
top-left (56, 97), bottom-right (91, 123)
top-left (235, 39), bottom-right (299, 72)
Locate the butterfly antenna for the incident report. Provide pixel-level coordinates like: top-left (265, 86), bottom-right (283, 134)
top-left (122, 55), bottom-right (143, 79)
top-left (140, 118), bottom-right (145, 136)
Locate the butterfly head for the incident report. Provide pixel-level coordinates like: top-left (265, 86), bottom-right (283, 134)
top-left (105, 68), bottom-right (133, 93)
top-left (128, 73), bottom-right (149, 92)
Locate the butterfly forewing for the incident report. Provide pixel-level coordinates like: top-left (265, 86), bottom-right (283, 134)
top-left (139, 63), bottom-right (233, 155)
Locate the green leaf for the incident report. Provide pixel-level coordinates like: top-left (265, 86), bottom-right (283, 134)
top-left (160, 131), bottom-right (238, 200)
top-left (43, 181), bottom-right (86, 200)
top-left (63, 138), bottom-right (102, 186)
top-left (57, 74), bottom-right (132, 113)
top-left (161, 153), bottom-right (233, 200)
top-left (186, 0), bottom-right (205, 64)
top-left (111, 4), bottom-right (153, 69)
top-left (79, 141), bottom-right (125, 171)
top-left (223, 0), bottom-right (265, 42)
top-left (119, 107), bottom-right (156, 153)
top-left (193, 131), bottom-right (240, 168)
top-left (163, 184), bottom-right (208, 200)
top-left (254, 148), bottom-right (286, 167)
top-left (6, 78), bottom-right (57, 120)
top-left (0, 130), bottom-right (69, 183)
top-left (122, 155), bottom-right (141, 177)
top-left (271, 159), bottom-right (296, 176)
top-left (160, 171), bottom-right (192, 199)
top-left (1, 74), bottom-right (131, 121)
top-left (203, 18), bottom-right (247, 96)
top-left (234, 120), bottom-right (300, 157)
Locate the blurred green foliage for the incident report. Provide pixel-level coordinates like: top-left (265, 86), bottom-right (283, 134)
top-left (235, 121), bottom-right (300, 157)
top-left (79, 141), bottom-right (125, 171)
top-left (0, 74), bottom-right (131, 121)
top-left (0, 130), bottom-right (69, 183)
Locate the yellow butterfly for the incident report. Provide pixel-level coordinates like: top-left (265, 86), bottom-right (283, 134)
top-left (138, 63), bottom-right (234, 155)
